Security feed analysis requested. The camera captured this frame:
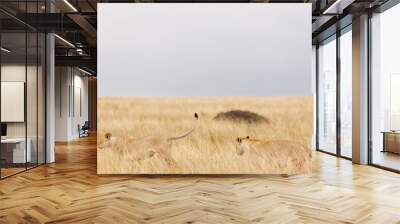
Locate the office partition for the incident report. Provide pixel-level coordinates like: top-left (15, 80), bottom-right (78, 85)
top-left (370, 3), bottom-right (400, 171)
top-left (0, 1), bottom-right (47, 179)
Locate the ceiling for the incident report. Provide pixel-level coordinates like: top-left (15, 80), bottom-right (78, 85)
top-left (0, 0), bottom-right (393, 75)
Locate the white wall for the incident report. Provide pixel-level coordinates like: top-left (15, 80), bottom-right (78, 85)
top-left (55, 67), bottom-right (69, 141)
top-left (1, 65), bottom-right (42, 137)
top-left (71, 73), bottom-right (89, 138)
top-left (55, 67), bottom-right (89, 141)
top-left (1, 64), bottom-right (46, 163)
top-left (1, 65), bottom-right (29, 139)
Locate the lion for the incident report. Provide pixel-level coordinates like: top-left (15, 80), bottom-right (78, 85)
top-left (98, 113), bottom-right (199, 165)
top-left (236, 136), bottom-right (312, 173)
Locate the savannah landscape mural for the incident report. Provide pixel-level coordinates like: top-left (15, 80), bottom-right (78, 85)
top-left (97, 4), bottom-right (312, 174)
top-left (97, 96), bottom-right (313, 174)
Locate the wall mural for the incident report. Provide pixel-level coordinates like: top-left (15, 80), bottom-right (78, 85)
top-left (97, 3), bottom-right (313, 174)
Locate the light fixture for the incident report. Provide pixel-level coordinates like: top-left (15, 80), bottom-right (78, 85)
top-left (78, 67), bottom-right (93, 76)
top-left (322, 0), bottom-right (341, 14)
top-left (63, 0), bottom-right (78, 12)
top-left (76, 48), bottom-right (86, 56)
top-left (322, 0), bottom-right (354, 15)
top-left (1, 47), bottom-right (11, 53)
top-left (54, 34), bottom-right (75, 48)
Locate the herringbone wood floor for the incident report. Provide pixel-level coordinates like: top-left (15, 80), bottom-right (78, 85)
top-left (1, 136), bottom-right (400, 224)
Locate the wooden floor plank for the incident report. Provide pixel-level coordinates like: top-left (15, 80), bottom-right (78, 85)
top-left (0, 135), bottom-right (400, 223)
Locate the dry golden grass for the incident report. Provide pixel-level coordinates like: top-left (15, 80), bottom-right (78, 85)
top-left (97, 96), bottom-right (313, 174)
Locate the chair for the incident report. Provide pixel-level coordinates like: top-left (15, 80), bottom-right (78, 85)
top-left (78, 121), bottom-right (90, 138)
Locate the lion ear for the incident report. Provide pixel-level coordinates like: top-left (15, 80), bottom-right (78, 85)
top-left (246, 136), bottom-right (250, 139)
top-left (105, 133), bottom-right (112, 140)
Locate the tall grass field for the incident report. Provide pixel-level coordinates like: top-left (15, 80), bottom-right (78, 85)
top-left (97, 96), bottom-right (313, 174)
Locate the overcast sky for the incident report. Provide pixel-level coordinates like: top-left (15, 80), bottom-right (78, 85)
top-left (98, 3), bottom-right (312, 97)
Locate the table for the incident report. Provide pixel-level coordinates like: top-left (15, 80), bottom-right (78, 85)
top-left (381, 131), bottom-right (400, 154)
top-left (1, 138), bottom-right (32, 163)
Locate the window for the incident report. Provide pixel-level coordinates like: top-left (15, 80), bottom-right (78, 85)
top-left (339, 28), bottom-right (352, 158)
top-left (370, 3), bottom-right (400, 171)
top-left (316, 26), bottom-right (353, 159)
top-left (317, 36), bottom-right (337, 154)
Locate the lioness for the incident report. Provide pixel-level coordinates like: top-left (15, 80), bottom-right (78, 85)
top-left (236, 136), bottom-right (312, 172)
top-left (98, 113), bottom-right (199, 165)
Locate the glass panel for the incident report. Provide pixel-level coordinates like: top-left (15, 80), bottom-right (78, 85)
top-left (27, 31), bottom-right (38, 169)
top-left (340, 29), bottom-right (352, 158)
top-left (1, 31), bottom-right (27, 177)
top-left (371, 4), bottom-right (400, 171)
top-left (318, 37), bottom-right (337, 154)
top-left (38, 33), bottom-right (45, 165)
top-left (0, 1), bottom-right (46, 178)
top-left (26, 0), bottom-right (39, 169)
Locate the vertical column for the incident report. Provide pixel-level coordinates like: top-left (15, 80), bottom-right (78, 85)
top-left (315, 45), bottom-right (320, 150)
top-left (336, 31), bottom-right (341, 156)
top-left (352, 14), bottom-right (369, 164)
top-left (46, 33), bottom-right (55, 163)
top-left (46, 1), bottom-right (55, 163)
top-left (88, 77), bottom-right (97, 132)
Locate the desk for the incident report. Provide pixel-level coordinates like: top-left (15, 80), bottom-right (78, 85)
top-left (381, 131), bottom-right (400, 154)
top-left (1, 138), bottom-right (31, 163)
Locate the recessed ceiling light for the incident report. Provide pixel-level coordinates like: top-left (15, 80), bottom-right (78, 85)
top-left (322, 0), bottom-right (354, 15)
top-left (78, 67), bottom-right (93, 76)
top-left (54, 34), bottom-right (75, 48)
top-left (63, 0), bottom-right (78, 12)
top-left (1, 47), bottom-right (11, 53)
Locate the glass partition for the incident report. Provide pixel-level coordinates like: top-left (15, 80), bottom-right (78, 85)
top-left (0, 31), bottom-right (28, 177)
top-left (26, 0), bottom-right (45, 169)
top-left (38, 32), bottom-right (46, 165)
top-left (0, 2), bottom-right (46, 179)
top-left (370, 3), bottom-right (400, 171)
top-left (27, 31), bottom-right (38, 169)
top-left (339, 28), bottom-right (352, 158)
top-left (317, 36), bottom-right (337, 154)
